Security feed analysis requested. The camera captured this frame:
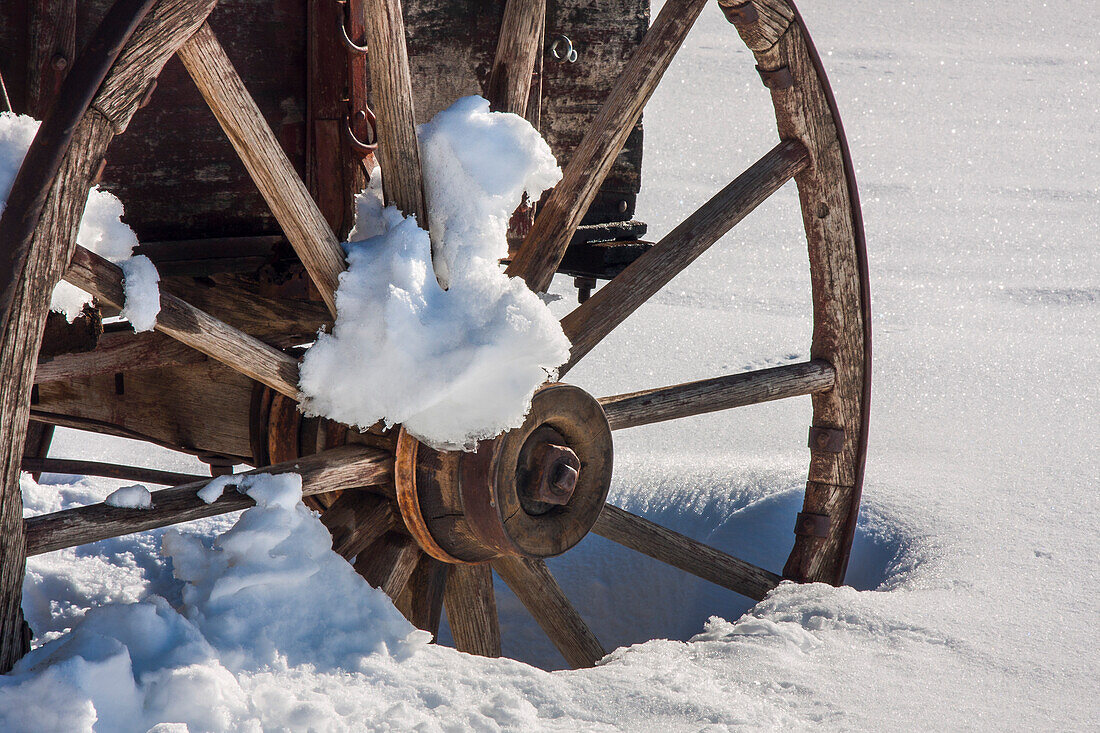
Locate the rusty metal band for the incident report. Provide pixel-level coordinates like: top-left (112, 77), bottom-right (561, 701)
top-left (394, 428), bottom-right (470, 564)
top-left (0, 0), bottom-right (158, 325)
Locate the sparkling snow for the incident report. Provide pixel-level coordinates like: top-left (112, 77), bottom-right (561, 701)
top-left (0, 112), bottom-right (160, 330)
top-left (5, 0), bottom-right (1099, 729)
top-left (299, 96), bottom-right (569, 450)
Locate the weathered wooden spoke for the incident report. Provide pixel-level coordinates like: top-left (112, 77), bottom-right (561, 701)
top-left (359, 0), bottom-right (427, 224)
top-left (444, 563), bottom-right (502, 658)
top-left (395, 555), bottom-right (449, 634)
top-left (487, 0), bottom-right (545, 116)
top-left (177, 23), bottom-right (346, 316)
top-left (355, 533), bottom-right (422, 599)
top-left (593, 504), bottom-right (781, 601)
top-left (506, 0), bottom-right (710, 292)
top-left (63, 245), bottom-right (301, 398)
top-left (599, 360), bottom-right (835, 431)
top-left (560, 140), bottom-right (810, 374)
top-left (19, 457), bottom-right (204, 487)
top-left (320, 491), bottom-right (398, 560)
top-left (492, 556), bottom-right (605, 669)
top-left (25, 445), bottom-right (392, 557)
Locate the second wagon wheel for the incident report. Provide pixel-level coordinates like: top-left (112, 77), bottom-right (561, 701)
top-left (0, 0), bottom-right (868, 671)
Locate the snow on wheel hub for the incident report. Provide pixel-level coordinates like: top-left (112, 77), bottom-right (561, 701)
top-left (395, 383), bottom-right (613, 563)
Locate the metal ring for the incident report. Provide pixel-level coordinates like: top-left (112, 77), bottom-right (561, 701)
top-left (343, 108), bottom-right (378, 154)
top-left (336, 12), bottom-right (368, 54)
top-left (549, 35), bottom-right (576, 62)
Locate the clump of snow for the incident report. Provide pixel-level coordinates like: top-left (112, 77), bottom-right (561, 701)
top-left (0, 111), bottom-right (160, 330)
top-left (196, 474), bottom-right (235, 504)
top-left (118, 254), bottom-right (161, 332)
top-left (104, 484), bottom-right (152, 510)
top-left (299, 96), bottom-right (569, 450)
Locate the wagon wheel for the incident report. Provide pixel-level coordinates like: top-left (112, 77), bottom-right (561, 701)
top-left (0, 0), bottom-right (869, 672)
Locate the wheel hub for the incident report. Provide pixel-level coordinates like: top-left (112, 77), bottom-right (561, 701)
top-left (395, 383), bottom-right (613, 563)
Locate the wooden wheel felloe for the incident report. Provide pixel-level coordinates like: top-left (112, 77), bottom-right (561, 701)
top-left (0, 0), bottom-right (868, 673)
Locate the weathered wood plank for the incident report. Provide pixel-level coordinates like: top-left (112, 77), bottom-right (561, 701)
top-left (34, 358), bottom-right (256, 460)
top-left (25, 445), bottom-right (393, 556)
top-left (64, 245), bottom-right (301, 399)
top-left (359, 0), bottom-right (427, 225)
top-left (443, 562), bottom-right (501, 657)
top-left (598, 360), bottom-right (834, 430)
top-left (592, 504), bottom-right (782, 601)
top-left (487, 0), bottom-right (545, 116)
top-left (717, 0), bottom-right (794, 52)
top-left (26, 0), bottom-right (77, 118)
top-left (492, 555), bottom-right (604, 668)
top-left (506, 0), bottom-right (709, 292)
top-left (177, 23), bottom-right (346, 317)
top-left (35, 330), bottom-right (206, 384)
top-left (20, 457), bottom-right (204, 486)
top-left (560, 140), bottom-right (808, 373)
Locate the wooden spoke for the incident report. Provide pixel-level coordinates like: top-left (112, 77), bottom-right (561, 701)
top-left (354, 533), bottom-right (422, 599)
top-left (360, 0), bottom-right (427, 224)
top-left (492, 555), bottom-right (604, 669)
top-left (505, 0), bottom-right (710, 292)
top-left (395, 555), bottom-right (449, 634)
top-left (20, 457), bottom-right (204, 486)
top-left (592, 504), bottom-right (781, 602)
top-left (35, 330), bottom-right (205, 384)
top-left (320, 491), bottom-right (398, 560)
top-left (560, 140), bottom-right (809, 374)
top-left (599, 360), bottom-right (835, 431)
top-left (25, 444), bottom-right (392, 556)
top-left (177, 23), bottom-right (346, 317)
top-left (64, 245), bottom-right (300, 398)
top-left (487, 0), bottom-right (545, 116)
top-left (444, 563), bottom-right (501, 658)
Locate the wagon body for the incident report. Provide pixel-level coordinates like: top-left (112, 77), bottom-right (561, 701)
top-left (2, 0), bottom-right (646, 242)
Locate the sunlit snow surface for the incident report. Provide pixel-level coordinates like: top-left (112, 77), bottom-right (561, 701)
top-left (6, 0), bottom-right (1099, 729)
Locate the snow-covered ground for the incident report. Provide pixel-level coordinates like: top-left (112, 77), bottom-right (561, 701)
top-left (4, 0), bottom-right (1097, 729)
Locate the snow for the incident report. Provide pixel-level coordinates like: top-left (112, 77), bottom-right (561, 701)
top-left (299, 96), bottom-right (569, 450)
top-left (6, 0), bottom-right (1100, 729)
top-left (0, 112), bottom-right (160, 329)
top-left (196, 475), bottom-right (235, 504)
top-left (103, 484), bottom-right (152, 510)
top-left (118, 255), bottom-right (161, 332)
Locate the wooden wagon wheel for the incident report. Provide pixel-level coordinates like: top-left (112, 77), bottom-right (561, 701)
top-left (0, 0), bottom-right (869, 672)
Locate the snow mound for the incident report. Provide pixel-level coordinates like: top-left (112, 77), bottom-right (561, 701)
top-left (2, 473), bottom-right (428, 731)
top-left (299, 96), bottom-right (569, 450)
top-left (162, 473), bottom-right (426, 671)
top-left (0, 112), bottom-right (159, 329)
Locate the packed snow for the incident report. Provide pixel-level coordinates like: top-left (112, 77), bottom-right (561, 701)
top-left (299, 96), bottom-right (569, 450)
top-left (103, 484), bottom-right (152, 510)
top-left (6, 0), bottom-right (1099, 729)
top-left (0, 112), bottom-right (160, 329)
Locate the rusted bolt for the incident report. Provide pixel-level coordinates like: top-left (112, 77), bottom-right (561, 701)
top-left (528, 443), bottom-right (580, 506)
top-left (51, 53), bottom-right (69, 71)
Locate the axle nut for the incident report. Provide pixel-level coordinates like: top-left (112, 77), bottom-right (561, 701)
top-left (529, 443), bottom-right (580, 505)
